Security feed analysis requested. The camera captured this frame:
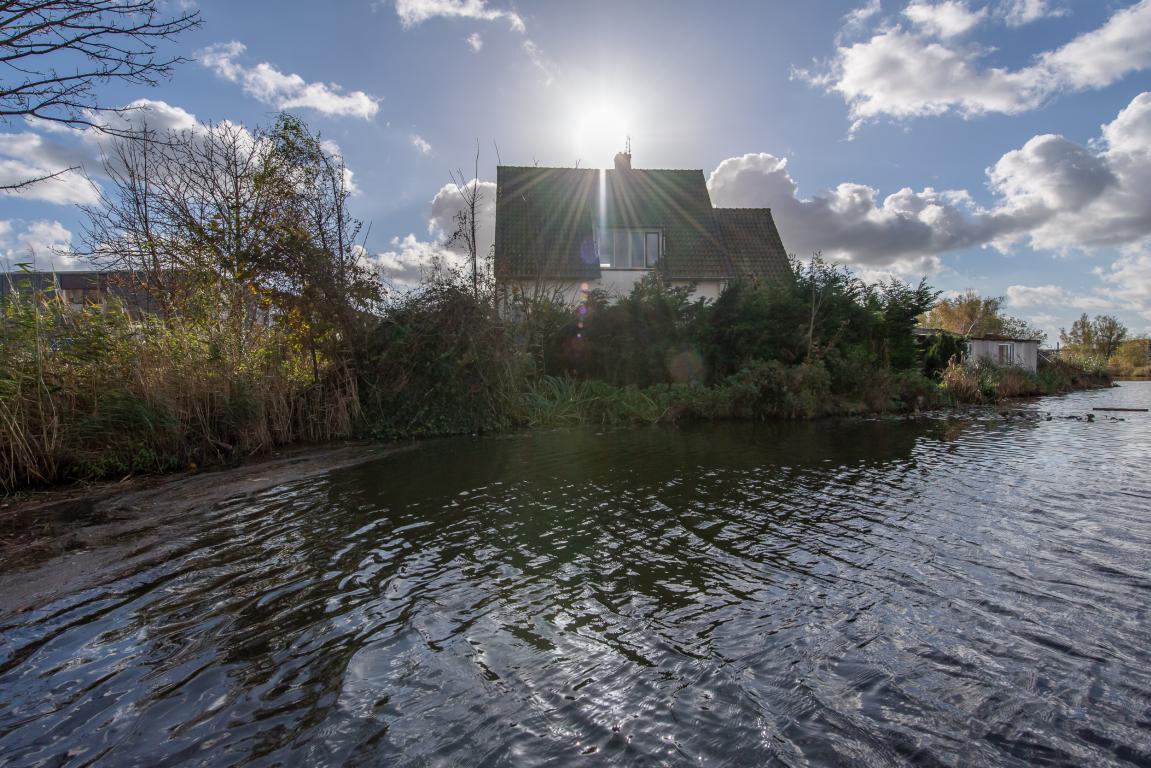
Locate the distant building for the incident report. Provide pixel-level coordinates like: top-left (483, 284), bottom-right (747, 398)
top-left (1, 271), bottom-right (161, 316)
top-left (493, 150), bottom-right (791, 304)
top-left (967, 334), bottom-right (1040, 372)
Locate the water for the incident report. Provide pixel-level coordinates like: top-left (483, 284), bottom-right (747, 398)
top-left (2, 384), bottom-right (1150, 767)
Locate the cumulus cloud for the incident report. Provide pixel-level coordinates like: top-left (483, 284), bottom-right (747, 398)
top-left (428, 179), bottom-right (497, 256)
top-left (987, 92), bottom-right (1151, 251)
top-left (707, 152), bottom-right (1004, 272)
top-left (368, 179), bottom-right (496, 288)
top-left (467, 32), bottom-right (483, 51)
top-left (368, 234), bottom-right (465, 289)
top-left (706, 91), bottom-right (1151, 273)
top-left (0, 99), bottom-right (199, 206)
top-left (199, 42), bottom-right (380, 119)
top-left (799, 0), bottom-right (1151, 129)
top-left (997, 0), bottom-right (1066, 26)
top-left (1099, 249), bottom-right (1151, 321)
top-left (903, 1), bottom-right (987, 38)
top-left (411, 134), bottom-right (432, 154)
top-left (0, 133), bottom-right (99, 205)
top-left (395, 0), bottom-right (524, 31)
top-left (0, 219), bottom-right (79, 269)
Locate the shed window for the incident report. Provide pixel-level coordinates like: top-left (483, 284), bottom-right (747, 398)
top-left (997, 343), bottom-right (1014, 365)
top-left (597, 228), bottom-right (661, 269)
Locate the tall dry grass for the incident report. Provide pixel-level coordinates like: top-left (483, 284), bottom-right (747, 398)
top-left (0, 288), bottom-right (358, 492)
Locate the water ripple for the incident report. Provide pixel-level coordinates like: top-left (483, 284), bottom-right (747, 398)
top-left (2, 385), bottom-right (1151, 766)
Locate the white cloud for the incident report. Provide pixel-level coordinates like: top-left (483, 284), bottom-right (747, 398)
top-left (997, 0), bottom-right (1066, 26)
top-left (1039, 1), bottom-right (1151, 90)
top-left (903, 1), bottom-right (986, 38)
top-left (706, 91), bottom-right (1151, 271)
top-left (986, 92), bottom-right (1151, 252)
top-left (0, 219), bottom-right (79, 270)
top-left (395, 0), bottom-right (525, 32)
top-left (102, 98), bottom-right (200, 135)
top-left (840, 0), bottom-right (883, 41)
top-left (411, 134), bottom-right (432, 154)
top-left (0, 133), bottom-right (99, 205)
top-left (522, 40), bottom-right (557, 85)
top-left (0, 99), bottom-right (199, 206)
top-left (707, 152), bottom-right (994, 271)
top-left (707, 93), bottom-right (1151, 329)
top-left (467, 32), bottom-right (483, 51)
top-left (1006, 284), bottom-right (1069, 305)
top-left (800, 0), bottom-right (1151, 129)
top-left (370, 178), bottom-right (497, 289)
top-left (368, 233), bottom-right (464, 289)
top-left (199, 42), bottom-right (380, 119)
top-left (428, 179), bottom-right (497, 258)
top-left (1099, 249), bottom-right (1151, 321)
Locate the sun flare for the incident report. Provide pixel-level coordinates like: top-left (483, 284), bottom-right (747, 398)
top-left (572, 99), bottom-right (632, 167)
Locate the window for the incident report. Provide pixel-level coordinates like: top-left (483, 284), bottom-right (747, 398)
top-left (596, 228), bottom-right (661, 268)
top-left (997, 343), bottom-right (1014, 365)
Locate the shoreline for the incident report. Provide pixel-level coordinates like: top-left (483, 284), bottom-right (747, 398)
top-left (0, 377), bottom-right (1119, 582)
top-left (0, 442), bottom-right (413, 604)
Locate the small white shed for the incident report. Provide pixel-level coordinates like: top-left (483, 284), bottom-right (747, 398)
top-left (967, 335), bottom-right (1040, 372)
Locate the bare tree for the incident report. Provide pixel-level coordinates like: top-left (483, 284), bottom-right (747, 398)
top-left (81, 114), bottom-right (382, 368)
top-left (446, 142), bottom-right (484, 301)
top-left (1, 0), bottom-right (201, 190)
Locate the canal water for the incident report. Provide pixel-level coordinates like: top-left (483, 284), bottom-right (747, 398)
top-left (1, 384), bottom-right (1150, 766)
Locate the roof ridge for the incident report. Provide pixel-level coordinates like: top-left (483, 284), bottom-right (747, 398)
top-left (497, 165), bottom-right (704, 173)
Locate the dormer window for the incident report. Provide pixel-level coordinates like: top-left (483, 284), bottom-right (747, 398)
top-left (596, 228), bottom-right (662, 269)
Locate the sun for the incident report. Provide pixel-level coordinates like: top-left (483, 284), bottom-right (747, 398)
top-left (573, 99), bottom-right (632, 167)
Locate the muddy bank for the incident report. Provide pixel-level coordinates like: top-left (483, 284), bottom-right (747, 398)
top-left (0, 443), bottom-right (409, 614)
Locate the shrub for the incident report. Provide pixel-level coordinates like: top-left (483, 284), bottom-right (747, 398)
top-left (359, 279), bottom-right (525, 439)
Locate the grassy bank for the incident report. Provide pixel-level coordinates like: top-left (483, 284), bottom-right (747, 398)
top-left (5, 256), bottom-right (1119, 494)
top-left (1, 276), bottom-right (1112, 493)
top-left (939, 356), bottom-right (1112, 404)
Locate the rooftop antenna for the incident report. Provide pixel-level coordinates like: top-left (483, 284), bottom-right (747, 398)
top-left (626, 135), bottom-right (631, 157)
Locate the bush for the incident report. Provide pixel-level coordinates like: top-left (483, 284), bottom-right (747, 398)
top-left (359, 279), bottom-right (525, 439)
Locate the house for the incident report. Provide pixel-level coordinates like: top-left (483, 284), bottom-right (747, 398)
top-left (493, 151), bottom-right (791, 304)
top-left (967, 334), bottom-right (1040, 372)
top-left (1, 271), bottom-right (161, 316)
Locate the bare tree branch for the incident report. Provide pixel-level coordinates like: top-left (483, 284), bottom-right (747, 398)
top-left (0, 0), bottom-right (201, 132)
top-left (0, 161), bottom-right (75, 190)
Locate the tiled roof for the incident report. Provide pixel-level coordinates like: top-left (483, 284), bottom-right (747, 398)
top-left (495, 166), bottom-right (790, 282)
top-left (494, 167), bottom-right (600, 280)
top-left (713, 208), bottom-right (791, 280)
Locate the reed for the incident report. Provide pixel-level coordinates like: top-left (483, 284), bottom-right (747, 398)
top-left (0, 288), bottom-right (358, 492)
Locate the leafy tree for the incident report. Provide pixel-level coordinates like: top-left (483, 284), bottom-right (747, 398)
top-left (1060, 313), bottom-right (1127, 359)
top-left (868, 278), bottom-right (940, 370)
top-left (919, 289), bottom-right (1044, 342)
top-left (1109, 337), bottom-right (1150, 374)
top-left (1092, 315), bottom-right (1128, 359)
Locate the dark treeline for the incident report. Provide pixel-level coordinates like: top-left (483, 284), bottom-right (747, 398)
top-left (0, 113), bottom-right (1108, 492)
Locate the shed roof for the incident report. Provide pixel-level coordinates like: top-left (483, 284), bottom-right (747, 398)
top-left (969, 334), bottom-right (1041, 343)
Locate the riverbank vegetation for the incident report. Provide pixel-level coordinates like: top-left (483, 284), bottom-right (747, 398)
top-left (0, 113), bottom-right (1112, 492)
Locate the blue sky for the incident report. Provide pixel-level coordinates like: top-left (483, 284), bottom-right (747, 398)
top-left (2, 0), bottom-right (1150, 341)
